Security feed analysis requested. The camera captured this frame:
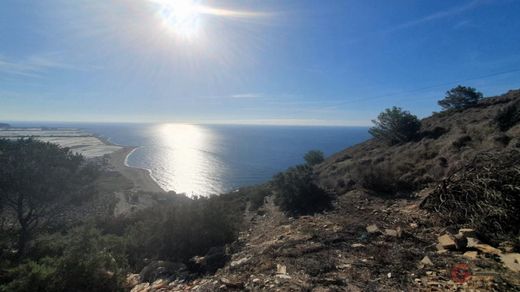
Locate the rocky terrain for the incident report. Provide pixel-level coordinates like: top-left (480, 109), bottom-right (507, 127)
top-left (125, 89), bottom-right (520, 291)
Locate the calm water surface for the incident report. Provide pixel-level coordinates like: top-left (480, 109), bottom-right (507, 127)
top-left (12, 123), bottom-right (370, 196)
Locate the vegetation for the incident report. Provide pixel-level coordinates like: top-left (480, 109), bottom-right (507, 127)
top-left (421, 151), bottom-right (520, 244)
top-left (369, 107), bottom-right (421, 145)
top-left (272, 164), bottom-right (332, 216)
top-left (122, 193), bottom-right (244, 270)
top-left (304, 150), bottom-right (325, 166)
top-left (358, 162), bottom-right (415, 196)
top-left (0, 227), bottom-right (127, 292)
top-left (0, 139), bottom-right (100, 258)
top-left (438, 85), bottom-right (483, 111)
top-left (495, 101), bottom-right (520, 131)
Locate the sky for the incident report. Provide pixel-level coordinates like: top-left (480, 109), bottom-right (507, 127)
top-left (1, 0), bottom-right (520, 126)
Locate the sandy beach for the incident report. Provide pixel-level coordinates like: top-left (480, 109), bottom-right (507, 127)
top-left (107, 147), bottom-right (165, 193)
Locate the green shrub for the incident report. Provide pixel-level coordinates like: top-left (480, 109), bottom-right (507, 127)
top-left (304, 150), bottom-right (325, 166)
top-left (438, 85), bottom-right (483, 111)
top-left (0, 227), bottom-right (127, 292)
top-left (246, 186), bottom-right (271, 211)
top-left (272, 165), bottom-right (332, 216)
top-left (123, 194), bottom-right (244, 269)
top-left (495, 101), bottom-right (520, 131)
top-left (369, 107), bottom-right (421, 145)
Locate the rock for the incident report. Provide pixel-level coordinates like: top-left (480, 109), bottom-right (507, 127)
top-left (276, 264), bottom-right (287, 275)
top-left (384, 229), bottom-right (398, 237)
top-left (230, 256), bottom-right (250, 268)
top-left (473, 243), bottom-right (502, 255)
top-left (366, 224), bottom-right (380, 234)
top-left (500, 253), bottom-right (520, 272)
top-left (466, 237), bottom-right (480, 248)
top-left (463, 251), bottom-right (478, 260)
top-left (437, 234), bottom-right (457, 250)
top-left (275, 274), bottom-right (292, 279)
top-left (410, 223), bottom-right (418, 229)
top-left (139, 261), bottom-right (188, 283)
top-left (220, 277), bottom-right (244, 289)
top-left (151, 279), bottom-right (168, 290)
top-left (125, 274), bottom-right (140, 288)
top-left (351, 243), bottom-right (365, 248)
top-left (131, 283), bottom-right (150, 292)
top-left (387, 272), bottom-right (392, 278)
top-left (420, 256), bottom-right (433, 266)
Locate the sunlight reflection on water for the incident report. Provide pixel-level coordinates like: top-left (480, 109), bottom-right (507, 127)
top-left (149, 123), bottom-right (226, 196)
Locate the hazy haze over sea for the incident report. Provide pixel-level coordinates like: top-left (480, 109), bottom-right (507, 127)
top-left (10, 122), bottom-right (370, 196)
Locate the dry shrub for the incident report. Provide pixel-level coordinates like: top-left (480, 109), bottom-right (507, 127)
top-left (358, 162), bottom-right (415, 196)
top-left (421, 151), bottom-right (520, 243)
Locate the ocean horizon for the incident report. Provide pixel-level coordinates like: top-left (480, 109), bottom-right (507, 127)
top-left (8, 122), bottom-right (370, 196)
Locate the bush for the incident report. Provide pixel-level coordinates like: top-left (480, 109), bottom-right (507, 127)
top-left (123, 193), bottom-right (244, 270)
top-left (0, 227), bottom-right (127, 292)
top-left (495, 101), bottom-right (520, 131)
top-left (369, 107), bottom-right (421, 145)
top-left (358, 163), bottom-right (415, 196)
top-left (421, 151), bottom-right (520, 244)
top-left (246, 186), bottom-right (271, 211)
top-left (438, 85), bottom-right (483, 111)
top-left (272, 165), bottom-right (332, 216)
top-left (304, 150), bottom-right (325, 166)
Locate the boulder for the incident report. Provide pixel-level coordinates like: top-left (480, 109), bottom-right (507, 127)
top-left (437, 234), bottom-right (457, 250)
top-left (500, 253), bottom-right (520, 272)
top-left (125, 274), bottom-right (140, 289)
top-left (463, 251), bottom-right (478, 260)
top-left (420, 256), bottom-right (433, 266)
top-left (139, 261), bottom-right (188, 283)
top-left (366, 224), bottom-right (381, 234)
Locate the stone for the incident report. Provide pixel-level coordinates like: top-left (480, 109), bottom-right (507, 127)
top-left (420, 256), bottom-right (433, 266)
top-left (384, 229), bottom-right (398, 237)
top-left (466, 237), bottom-right (480, 248)
top-left (125, 274), bottom-right (140, 288)
top-left (220, 277), bottom-right (244, 289)
top-left (230, 257), bottom-right (250, 267)
top-left (276, 264), bottom-right (287, 275)
top-left (151, 279), bottom-right (168, 290)
top-left (351, 243), bottom-right (365, 248)
top-left (410, 223), bottom-right (418, 229)
top-left (131, 283), bottom-right (150, 292)
top-left (500, 253), bottom-right (520, 272)
top-left (463, 251), bottom-right (478, 260)
top-left (473, 243), bottom-right (502, 255)
top-left (366, 224), bottom-right (380, 234)
top-left (438, 234), bottom-right (457, 250)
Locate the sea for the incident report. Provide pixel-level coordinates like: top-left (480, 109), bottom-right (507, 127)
top-left (9, 122), bottom-right (370, 196)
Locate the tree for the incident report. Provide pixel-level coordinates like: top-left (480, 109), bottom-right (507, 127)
top-left (438, 85), bottom-right (483, 110)
top-left (0, 139), bottom-right (99, 258)
top-left (369, 107), bottom-right (421, 145)
top-left (304, 150), bottom-right (325, 166)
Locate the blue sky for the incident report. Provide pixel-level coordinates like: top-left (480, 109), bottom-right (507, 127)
top-left (1, 0), bottom-right (520, 125)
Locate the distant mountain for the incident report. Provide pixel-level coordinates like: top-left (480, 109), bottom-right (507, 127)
top-left (0, 123), bottom-right (10, 128)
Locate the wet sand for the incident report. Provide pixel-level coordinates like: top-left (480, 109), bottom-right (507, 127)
top-left (108, 147), bottom-right (165, 193)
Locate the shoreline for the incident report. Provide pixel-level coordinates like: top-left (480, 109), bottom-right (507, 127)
top-left (107, 146), bottom-right (166, 193)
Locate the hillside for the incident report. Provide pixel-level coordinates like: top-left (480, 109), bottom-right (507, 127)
top-left (126, 89), bottom-right (520, 291)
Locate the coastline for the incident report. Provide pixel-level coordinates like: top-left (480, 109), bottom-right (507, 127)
top-left (107, 146), bottom-right (166, 193)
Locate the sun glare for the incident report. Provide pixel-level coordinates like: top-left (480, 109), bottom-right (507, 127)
top-left (156, 0), bottom-right (203, 38)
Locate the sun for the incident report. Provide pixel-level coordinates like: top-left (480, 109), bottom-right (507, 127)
top-left (155, 0), bottom-right (203, 39)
